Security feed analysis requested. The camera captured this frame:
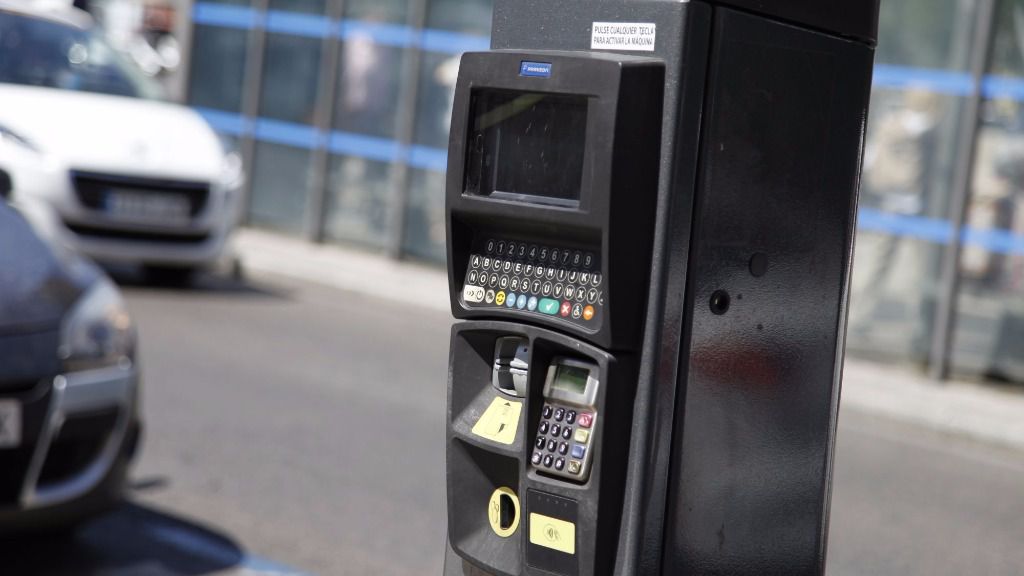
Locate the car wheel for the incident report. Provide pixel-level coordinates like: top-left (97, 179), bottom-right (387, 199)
top-left (143, 265), bottom-right (196, 287)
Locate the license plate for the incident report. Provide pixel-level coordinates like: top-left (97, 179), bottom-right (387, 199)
top-left (0, 400), bottom-right (21, 449)
top-left (106, 190), bottom-right (191, 223)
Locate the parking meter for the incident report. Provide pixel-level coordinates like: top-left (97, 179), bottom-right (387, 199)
top-left (444, 1), bottom-right (879, 575)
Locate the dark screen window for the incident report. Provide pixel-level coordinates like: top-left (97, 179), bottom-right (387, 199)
top-left (465, 90), bottom-right (587, 207)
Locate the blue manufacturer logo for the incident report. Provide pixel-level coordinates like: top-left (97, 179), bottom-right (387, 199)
top-left (520, 61), bottom-right (552, 78)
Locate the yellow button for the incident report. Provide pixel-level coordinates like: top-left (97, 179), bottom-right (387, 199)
top-left (529, 513), bottom-right (575, 555)
top-left (495, 291), bottom-right (506, 306)
top-left (574, 428), bottom-right (589, 443)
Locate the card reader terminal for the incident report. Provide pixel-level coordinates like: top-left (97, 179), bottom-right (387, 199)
top-left (530, 358), bottom-right (600, 482)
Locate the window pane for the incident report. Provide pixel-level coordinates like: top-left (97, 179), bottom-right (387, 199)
top-left (335, 42), bottom-right (408, 138)
top-left (267, 0), bottom-right (326, 14)
top-left (324, 156), bottom-right (393, 249)
top-left (249, 142), bottom-right (312, 234)
top-left (187, 24), bottom-right (248, 112)
top-left (990, 0), bottom-right (1024, 76)
top-left (876, 0), bottom-right (975, 69)
top-left (413, 50), bottom-right (459, 149)
top-left (403, 168), bottom-right (445, 263)
top-left (343, 0), bottom-right (408, 23)
top-left (425, 0), bottom-right (492, 35)
top-left (846, 89), bottom-right (965, 364)
top-left (258, 33), bottom-right (322, 124)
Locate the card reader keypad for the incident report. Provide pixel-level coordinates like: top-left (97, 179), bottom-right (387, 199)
top-left (531, 403), bottom-right (596, 481)
top-left (462, 237), bottom-right (604, 328)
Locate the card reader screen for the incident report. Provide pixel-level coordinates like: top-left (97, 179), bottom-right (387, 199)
top-left (553, 364), bottom-right (590, 396)
top-left (465, 90), bottom-right (587, 207)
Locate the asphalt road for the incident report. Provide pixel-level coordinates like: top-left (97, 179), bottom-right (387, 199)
top-left (3, 271), bottom-right (1022, 575)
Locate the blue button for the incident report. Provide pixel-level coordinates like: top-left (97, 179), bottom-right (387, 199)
top-left (571, 444), bottom-right (586, 459)
top-left (538, 298), bottom-right (560, 315)
top-left (506, 293), bottom-right (517, 308)
top-left (516, 294), bottom-right (527, 309)
top-left (527, 296), bottom-right (538, 311)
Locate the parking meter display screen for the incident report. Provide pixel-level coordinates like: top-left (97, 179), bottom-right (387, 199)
top-left (465, 90), bottom-right (587, 207)
top-left (553, 364), bottom-right (590, 396)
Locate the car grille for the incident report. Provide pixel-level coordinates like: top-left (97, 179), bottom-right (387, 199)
top-left (71, 170), bottom-right (211, 218)
top-left (65, 222), bottom-right (211, 244)
top-left (38, 408), bottom-right (120, 486)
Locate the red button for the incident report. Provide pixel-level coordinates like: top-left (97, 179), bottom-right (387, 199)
top-left (560, 302), bottom-right (571, 317)
top-left (578, 413), bottom-right (594, 428)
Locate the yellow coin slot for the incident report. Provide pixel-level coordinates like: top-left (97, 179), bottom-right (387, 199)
top-left (529, 512), bottom-right (576, 555)
top-left (487, 487), bottom-right (520, 538)
top-left (471, 396), bottom-right (522, 445)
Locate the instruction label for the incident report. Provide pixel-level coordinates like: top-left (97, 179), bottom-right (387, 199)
top-left (591, 22), bottom-right (657, 52)
top-left (472, 396), bottom-right (523, 445)
top-left (529, 513), bottom-right (576, 555)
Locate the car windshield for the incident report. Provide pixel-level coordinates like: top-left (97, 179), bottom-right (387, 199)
top-left (0, 10), bottom-right (163, 100)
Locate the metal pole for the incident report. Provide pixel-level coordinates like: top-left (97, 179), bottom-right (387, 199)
top-left (238, 0), bottom-right (269, 226)
top-left (386, 0), bottom-right (430, 259)
top-left (305, 0), bottom-right (346, 242)
top-left (928, 0), bottom-right (998, 380)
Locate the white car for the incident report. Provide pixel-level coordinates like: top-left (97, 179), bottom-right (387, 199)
top-left (0, 2), bottom-right (243, 283)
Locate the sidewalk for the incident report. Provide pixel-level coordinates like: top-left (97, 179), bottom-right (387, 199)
top-left (235, 228), bottom-right (1024, 453)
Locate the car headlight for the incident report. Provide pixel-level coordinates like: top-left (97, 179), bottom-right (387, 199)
top-left (60, 278), bottom-right (135, 372)
top-left (0, 124), bottom-right (40, 154)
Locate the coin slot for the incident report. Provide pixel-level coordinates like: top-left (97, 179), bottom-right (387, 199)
top-left (488, 486), bottom-right (521, 538)
top-left (499, 493), bottom-right (515, 530)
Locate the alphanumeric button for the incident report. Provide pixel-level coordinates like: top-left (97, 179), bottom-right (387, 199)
top-left (496, 241), bottom-right (506, 255)
top-left (542, 282), bottom-right (552, 296)
top-left (543, 405), bottom-right (553, 418)
top-left (486, 239), bottom-right (496, 254)
top-left (531, 451), bottom-right (543, 465)
top-left (468, 270), bottom-right (479, 284)
top-left (489, 274), bottom-right (499, 287)
top-left (535, 266), bottom-right (545, 278)
top-left (558, 442), bottom-right (569, 455)
top-left (583, 252), bottom-right (594, 268)
top-left (550, 249), bottom-right (560, 264)
top-left (539, 247), bottom-right (549, 261)
top-left (580, 272), bottom-right (591, 284)
top-left (591, 272), bottom-right (602, 287)
top-left (572, 251), bottom-right (583, 267)
top-left (528, 245), bottom-right (539, 260)
top-left (554, 407), bottom-right (565, 422)
top-left (493, 258), bottom-right (504, 272)
top-left (556, 268), bottom-right (567, 282)
top-left (568, 270), bottom-right (579, 283)
top-left (547, 440), bottom-right (557, 452)
top-left (555, 457), bottom-right (565, 471)
top-left (564, 286), bottom-right (575, 300)
top-left (531, 280), bottom-right (542, 294)
top-left (543, 454), bottom-right (554, 468)
top-left (566, 410), bottom-right (577, 425)
top-left (483, 257), bottom-right (492, 270)
top-left (510, 277), bottom-right (520, 291)
top-left (539, 421), bottom-right (549, 435)
top-left (517, 244), bottom-right (527, 258)
top-left (535, 436), bottom-right (546, 449)
top-left (506, 242), bottom-right (517, 257)
top-left (550, 424), bottom-right (561, 438)
top-left (471, 255), bottom-right (482, 269)
top-left (514, 262), bottom-right (523, 275)
top-left (553, 284), bottom-right (564, 298)
top-left (561, 427), bottom-right (572, 440)
top-left (502, 261), bottom-right (513, 273)
top-left (525, 264), bottom-right (535, 276)
top-left (576, 289), bottom-right (587, 302)
top-left (499, 276), bottom-right (509, 289)
top-left (545, 268), bottom-right (555, 280)
top-left (588, 288), bottom-right (598, 303)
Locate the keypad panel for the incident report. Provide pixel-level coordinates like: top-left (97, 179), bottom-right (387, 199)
top-left (461, 236), bottom-right (604, 329)
top-left (530, 402), bottom-right (596, 482)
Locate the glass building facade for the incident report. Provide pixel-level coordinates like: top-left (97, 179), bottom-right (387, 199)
top-left (185, 0), bottom-right (1024, 385)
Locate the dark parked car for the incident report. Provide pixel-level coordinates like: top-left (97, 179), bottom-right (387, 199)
top-left (0, 200), bottom-right (141, 533)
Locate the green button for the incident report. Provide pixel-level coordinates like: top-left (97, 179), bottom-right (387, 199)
top-left (538, 298), bottom-right (560, 315)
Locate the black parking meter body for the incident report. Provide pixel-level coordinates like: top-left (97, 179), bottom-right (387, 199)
top-left (444, 1), bottom-right (879, 575)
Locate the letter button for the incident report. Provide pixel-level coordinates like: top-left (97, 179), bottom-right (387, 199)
top-left (557, 268), bottom-right (567, 282)
top-left (471, 255), bottom-right (482, 268)
top-left (580, 272), bottom-right (591, 284)
top-left (568, 270), bottom-right (579, 283)
top-left (483, 256), bottom-right (491, 270)
top-left (510, 277), bottom-right (520, 291)
top-left (542, 282), bottom-right (552, 296)
top-left (587, 289), bottom-right (598, 303)
top-left (499, 276), bottom-right (510, 290)
top-left (525, 264), bottom-right (535, 276)
top-left (591, 272), bottom-right (602, 287)
top-left (514, 262), bottom-right (523, 275)
top-left (468, 270), bottom-right (479, 284)
top-left (503, 260), bottom-right (513, 273)
top-left (564, 286), bottom-right (575, 300)
top-left (535, 266), bottom-right (545, 278)
top-left (546, 267), bottom-right (555, 280)
top-left (553, 284), bottom-right (564, 298)
top-left (532, 280), bottom-right (543, 294)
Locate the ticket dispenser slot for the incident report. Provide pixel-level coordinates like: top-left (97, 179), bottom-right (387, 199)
top-left (492, 337), bottom-right (529, 397)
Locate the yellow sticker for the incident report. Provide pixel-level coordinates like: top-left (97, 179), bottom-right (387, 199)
top-left (487, 487), bottom-right (520, 537)
top-left (471, 396), bottom-right (522, 445)
top-left (529, 513), bottom-right (576, 555)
